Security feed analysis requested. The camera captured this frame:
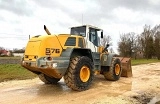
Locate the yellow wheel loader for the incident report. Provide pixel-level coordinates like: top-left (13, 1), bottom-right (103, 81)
top-left (21, 25), bottom-right (132, 91)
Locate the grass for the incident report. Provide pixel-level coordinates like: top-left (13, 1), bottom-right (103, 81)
top-left (131, 58), bottom-right (160, 66)
top-left (0, 56), bottom-right (21, 59)
top-left (0, 64), bottom-right (37, 82)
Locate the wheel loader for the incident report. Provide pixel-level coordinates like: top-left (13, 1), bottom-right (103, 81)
top-left (21, 25), bottom-right (132, 91)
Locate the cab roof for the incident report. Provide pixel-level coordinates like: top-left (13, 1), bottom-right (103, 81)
top-left (71, 24), bottom-right (102, 31)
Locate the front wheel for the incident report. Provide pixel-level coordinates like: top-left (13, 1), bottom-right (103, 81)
top-left (64, 56), bottom-right (94, 91)
top-left (103, 57), bottom-right (122, 81)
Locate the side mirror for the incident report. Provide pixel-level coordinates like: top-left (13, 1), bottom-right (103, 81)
top-left (101, 31), bottom-right (103, 38)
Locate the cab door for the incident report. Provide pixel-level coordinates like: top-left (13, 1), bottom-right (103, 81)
top-left (86, 28), bottom-right (98, 52)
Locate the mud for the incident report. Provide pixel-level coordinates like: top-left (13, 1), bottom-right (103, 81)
top-left (0, 63), bottom-right (160, 104)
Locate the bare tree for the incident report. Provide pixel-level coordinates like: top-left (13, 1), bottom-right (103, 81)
top-left (133, 35), bottom-right (143, 59)
top-left (101, 35), bottom-right (112, 47)
top-left (140, 25), bottom-right (154, 59)
top-left (153, 25), bottom-right (160, 60)
top-left (118, 32), bottom-right (137, 57)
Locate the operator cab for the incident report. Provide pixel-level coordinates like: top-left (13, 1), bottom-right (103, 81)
top-left (70, 25), bottom-right (103, 52)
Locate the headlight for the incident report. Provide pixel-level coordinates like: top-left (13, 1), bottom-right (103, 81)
top-left (47, 57), bottom-right (52, 61)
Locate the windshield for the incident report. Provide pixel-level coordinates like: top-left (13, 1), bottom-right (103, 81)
top-left (70, 26), bottom-right (86, 37)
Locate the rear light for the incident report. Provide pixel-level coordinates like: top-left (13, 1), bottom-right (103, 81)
top-left (47, 57), bottom-right (52, 61)
top-left (34, 56), bottom-right (38, 59)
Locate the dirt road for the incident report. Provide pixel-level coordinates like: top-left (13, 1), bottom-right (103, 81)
top-left (0, 63), bottom-right (160, 104)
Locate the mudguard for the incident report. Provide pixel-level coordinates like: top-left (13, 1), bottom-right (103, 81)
top-left (101, 53), bottom-right (116, 66)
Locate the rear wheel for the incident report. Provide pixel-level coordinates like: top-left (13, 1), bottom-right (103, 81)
top-left (103, 57), bottom-right (122, 81)
top-left (38, 74), bottom-right (61, 84)
top-left (64, 56), bottom-right (94, 91)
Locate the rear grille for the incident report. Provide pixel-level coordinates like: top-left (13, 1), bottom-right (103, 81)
top-left (65, 37), bottom-right (76, 46)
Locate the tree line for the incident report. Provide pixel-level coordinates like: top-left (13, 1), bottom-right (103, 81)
top-left (118, 24), bottom-right (160, 60)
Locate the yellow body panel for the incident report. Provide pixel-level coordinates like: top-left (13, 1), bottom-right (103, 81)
top-left (24, 35), bottom-right (63, 61)
top-left (24, 34), bottom-right (82, 61)
top-left (25, 40), bottom-right (41, 55)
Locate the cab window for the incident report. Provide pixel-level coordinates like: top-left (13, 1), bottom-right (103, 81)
top-left (89, 28), bottom-right (98, 46)
top-left (70, 26), bottom-right (86, 37)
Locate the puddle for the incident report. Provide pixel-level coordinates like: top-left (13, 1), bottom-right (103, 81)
top-left (36, 81), bottom-right (72, 96)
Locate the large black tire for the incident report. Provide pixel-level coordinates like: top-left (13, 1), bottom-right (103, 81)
top-left (103, 57), bottom-right (122, 81)
top-left (64, 56), bottom-right (94, 91)
top-left (38, 74), bottom-right (61, 84)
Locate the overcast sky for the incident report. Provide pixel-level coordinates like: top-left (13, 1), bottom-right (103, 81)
top-left (0, 0), bottom-right (160, 53)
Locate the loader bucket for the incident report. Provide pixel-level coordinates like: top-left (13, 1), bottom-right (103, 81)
top-left (117, 57), bottom-right (132, 77)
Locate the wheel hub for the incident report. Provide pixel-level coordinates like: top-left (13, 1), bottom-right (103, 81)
top-left (80, 66), bottom-right (90, 82)
top-left (115, 64), bottom-right (120, 75)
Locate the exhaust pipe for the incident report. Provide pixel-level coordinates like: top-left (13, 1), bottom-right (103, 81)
top-left (44, 25), bottom-right (51, 35)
